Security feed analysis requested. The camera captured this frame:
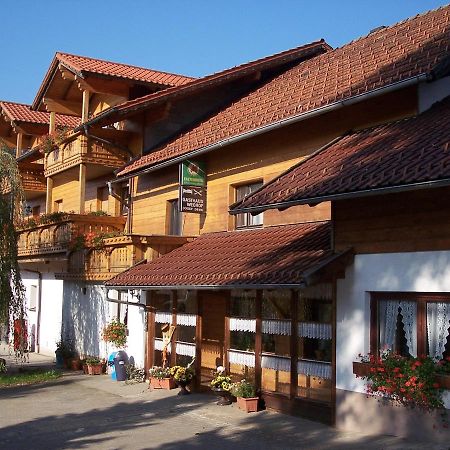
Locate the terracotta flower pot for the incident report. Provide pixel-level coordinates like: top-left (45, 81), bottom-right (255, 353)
top-left (87, 363), bottom-right (103, 375)
top-left (150, 377), bottom-right (176, 390)
top-left (237, 396), bottom-right (259, 413)
top-left (69, 358), bottom-right (82, 371)
top-left (212, 387), bottom-right (232, 405)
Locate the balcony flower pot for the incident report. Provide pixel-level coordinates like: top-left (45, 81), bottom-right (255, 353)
top-left (236, 396), bottom-right (259, 413)
top-left (150, 377), bottom-right (176, 390)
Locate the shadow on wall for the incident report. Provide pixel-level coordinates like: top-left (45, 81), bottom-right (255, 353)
top-left (62, 282), bottom-right (109, 357)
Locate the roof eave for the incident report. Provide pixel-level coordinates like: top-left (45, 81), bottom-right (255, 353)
top-left (231, 178), bottom-right (450, 215)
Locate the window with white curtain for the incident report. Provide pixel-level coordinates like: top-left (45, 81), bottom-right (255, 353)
top-left (235, 182), bottom-right (263, 229)
top-left (373, 293), bottom-right (450, 361)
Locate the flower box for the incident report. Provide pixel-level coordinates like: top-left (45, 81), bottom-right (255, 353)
top-left (150, 377), bottom-right (176, 390)
top-left (435, 374), bottom-right (450, 390)
top-left (87, 363), bottom-right (103, 375)
top-left (236, 396), bottom-right (259, 413)
top-left (352, 361), bottom-right (371, 377)
top-left (353, 361), bottom-right (450, 389)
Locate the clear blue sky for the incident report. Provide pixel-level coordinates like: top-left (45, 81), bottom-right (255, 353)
top-left (1, 0), bottom-right (447, 104)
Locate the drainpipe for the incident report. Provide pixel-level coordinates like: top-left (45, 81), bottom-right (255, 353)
top-left (23, 269), bottom-right (42, 353)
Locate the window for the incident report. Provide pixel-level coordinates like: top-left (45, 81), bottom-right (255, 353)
top-left (29, 285), bottom-right (37, 311)
top-left (54, 199), bottom-right (63, 212)
top-left (371, 292), bottom-right (450, 360)
top-left (235, 182), bottom-right (263, 228)
top-left (167, 199), bottom-right (182, 236)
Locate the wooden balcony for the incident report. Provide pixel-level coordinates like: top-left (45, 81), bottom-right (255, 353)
top-left (58, 234), bottom-right (193, 281)
top-left (44, 137), bottom-right (128, 177)
top-left (17, 214), bottom-right (127, 259)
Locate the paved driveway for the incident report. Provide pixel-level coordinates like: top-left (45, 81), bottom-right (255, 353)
top-left (0, 369), bottom-right (447, 450)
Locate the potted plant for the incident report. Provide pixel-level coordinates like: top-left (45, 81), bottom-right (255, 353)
top-left (102, 319), bottom-right (127, 349)
top-left (170, 365), bottom-right (195, 395)
top-left (85, 357), bottom-right (103, 375)
top-left (55, 338), bottom-right (75, 368)
top-left (230, 379), bottom-right (259, 412)
top-left (148, 366), bottom-right (175, 390)
top-left (210, 366), bottom-right (233, 405)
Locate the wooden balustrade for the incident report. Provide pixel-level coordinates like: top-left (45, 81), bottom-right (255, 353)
top-left (17, 214), bottom-right (127, 257)
top-left (44, 137), bottom-right (128, 176)
top-left (59, 235), bottom-right (193, 281)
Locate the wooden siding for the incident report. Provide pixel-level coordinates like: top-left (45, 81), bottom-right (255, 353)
top-left (334, 186), bottom-right (450, 254)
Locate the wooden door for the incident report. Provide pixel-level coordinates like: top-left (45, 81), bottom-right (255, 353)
top-left (199, 291), bottom-right (226, 387)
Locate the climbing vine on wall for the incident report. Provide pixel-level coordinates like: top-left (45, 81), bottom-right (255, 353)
top-left (0, 142), bottom-right (27, 359)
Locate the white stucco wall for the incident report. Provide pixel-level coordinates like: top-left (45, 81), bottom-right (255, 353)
top-left (38, 273), bottom-right (64, 356)
top-left (336, 251), bottom-right (450, 407)
top-left (62, 281), bottom-right (111, 358)
top-left (124, 290), bottom-right (147, 368)
top-left (21, 271), bottom-right (40, 352)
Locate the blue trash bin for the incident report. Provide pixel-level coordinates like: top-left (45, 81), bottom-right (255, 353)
top-left (108, 352), bottom-right (117, 380)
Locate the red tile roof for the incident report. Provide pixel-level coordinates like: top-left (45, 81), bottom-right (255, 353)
top-left (32, 52), bottom-right (195, 110)
top-left (117, 5), bottom-right (450, 177)
top-left (0, 101), bottom-right (80, 128)
top-left (106, 222), bottom-right (333, 288)
top-left (57, 52), bottom-right (195, 86)
top-left (87, 40), bottom-right (330, 128)
top-left (231, 96), bottom-right (450, 213)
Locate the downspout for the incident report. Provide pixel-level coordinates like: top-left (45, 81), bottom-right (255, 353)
top-left (23, 269), bottom-right (42, 354)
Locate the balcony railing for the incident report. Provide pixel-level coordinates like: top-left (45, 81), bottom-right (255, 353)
top-left (17, 214), bottom-right (127, 258)
top-left (59, 234), bottom-right (193, 281)
top-left (44, 137), bottom-right (128, 176)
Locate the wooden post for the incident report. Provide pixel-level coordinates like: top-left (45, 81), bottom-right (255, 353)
top-left (78, 163), bottom-right (86, 214)
top-left (290, 289), bottom-right (299, 399)
top-left (170, 290), bottom-right (177, 367)
top-left (146, 291), bottom-right (155, 374)
top-left (255, 290), bottom-right (262, 391)
top-left (82, 90), bottom-right (90, 123)
top-left (224, 291), bottom-right (231, 370)
top-left (46, 177), bottom-right (53, 213)
top-left (195, 292), bottom-right (203, 390)
top-left (16, 132), bottom-right (23, 158)
top-left (49, 111), bottom-right (56, 134)
top-left (331, 281), bottom-right (337, 425)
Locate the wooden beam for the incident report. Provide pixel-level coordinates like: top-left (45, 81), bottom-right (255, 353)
top-left (78, 163), bottom-right (86, 213)
top-left (82, 90), bottom-right (90, 123)
top-left (58, 65), bottom-right (76, 81)
top-left (49, 112), bottom-right (56, 134)
top-left (16, 132), bottom-right (23, 158)
top-left (77, 75), bottom-right (129, 97)
top-left (46, 177), bottom-right (53, 213)
top-left (170, 290), bottom-right (177, 367)
top-left (290, 290), bottom-right (299, 399)
top-left (43, 98), bottom-right (81, 116)
top-left (195, 292), bottom-right (203, 391)
top-left (146, 291), bottom-right (155, 374)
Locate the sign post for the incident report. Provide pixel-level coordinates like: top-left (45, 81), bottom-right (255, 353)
top-left (179, 160), bottom-right (207, 214)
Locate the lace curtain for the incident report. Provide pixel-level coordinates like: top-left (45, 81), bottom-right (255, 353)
top-left (228, 349), bottom-right (256, 367)
top-left (297, 359), bottom-right (332, 379)
top-left (298, 322), bottom-right (332, 340)
top-left (176, 314), bottom-right (197, 327)
top-left (154, 338), bottom-right (171, 353)
top-left (175, 342), bottom-right (196, 357)
top-left (427, 302), bottom-right (450, 360)
top-left (155, 312), bottom-right (172, 324)
top-left (229, 318), bottom-right (256, 333)
top-left (261, 355), bottom-right (291, 372)
top-left (379, 300), bottom-right (417, 357)
top-left (262, 319), bottom-right (291, 335)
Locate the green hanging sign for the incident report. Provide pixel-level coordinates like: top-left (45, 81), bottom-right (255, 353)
top-left (180, 160), bottom-right (206, 186)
